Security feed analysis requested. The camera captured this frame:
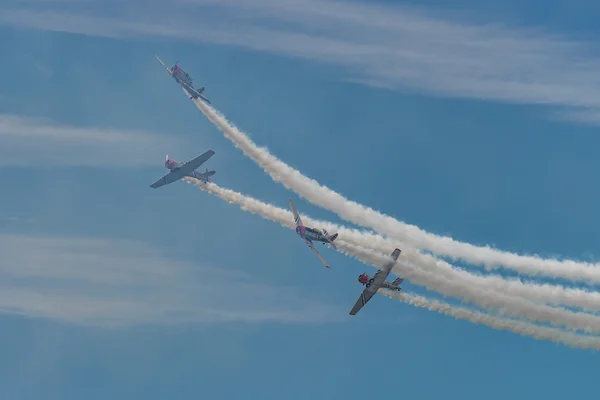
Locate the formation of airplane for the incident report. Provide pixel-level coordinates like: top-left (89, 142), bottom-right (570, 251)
top-left (152, 54), bottom-right (405, 315)
top-left (154, 54), bottom-right (212, 104)
top-left (150, 150), bottom-right (216, 189)
top-left (288, 199), bottom-right (338, 269)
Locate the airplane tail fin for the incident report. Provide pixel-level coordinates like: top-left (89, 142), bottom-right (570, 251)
top-left (198, 87), bottom-right (205, 93)
top-left (391, 248), bottom-right (401, 261)
top-left (329, 233), bottom-right (338, 242)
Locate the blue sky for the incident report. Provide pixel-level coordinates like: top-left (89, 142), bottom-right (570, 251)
top-left (2, 0), bottom-right (600, 398)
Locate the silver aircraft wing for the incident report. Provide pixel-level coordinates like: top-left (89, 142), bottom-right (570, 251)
top-left (154, 54), bottom-right (171, 74)
top-left (367, 248), bottom-right (401, 289)
top-left (178, 150), bottom-right (215, 175)
top-left (349, 286), bottom-right (378, 316)
top-left (288, 199), bottom-right (304, 228)
top-left (150, 171), bottom-right (183, 189)
top-left (304, 239), bottom-right (331, 269)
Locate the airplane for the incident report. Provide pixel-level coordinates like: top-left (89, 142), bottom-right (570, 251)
top-left (150, 150), bottom-right (216, 189)
top-left (288, 198), bottom-right (338, 269)
top-left (154, 54), bottom-right (212, 104)
top-left (349, 248), bottom-right (404, 315)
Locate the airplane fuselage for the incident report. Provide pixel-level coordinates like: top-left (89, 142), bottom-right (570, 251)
top-left (170, 66), bottom-right (194, 87)
top-left (169, 66), bottom-right (201, 99)
top-left (357, 273), bottom-right (401, 291)
top-left (166, 158), bottom-right (214, 182)
top-left (296, 226), bottom-right (329, 243)
top-left (159, 59), bottom-right (210, 103)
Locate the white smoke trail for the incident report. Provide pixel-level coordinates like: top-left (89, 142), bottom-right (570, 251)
top-left (184, 178), bottom-right (600, 313)
top-left (336, 240), bottom-right (600, 314)
top-left (183, 178), bottom-right (600, 349)
top-left (333, 240), bottom-right (600, 333)
top-left (183, 178), bottom-right (600, 333)
top-left (189, 94), bottom-right (600, 284)
top-left (388, 291), bottom-right (600, 351)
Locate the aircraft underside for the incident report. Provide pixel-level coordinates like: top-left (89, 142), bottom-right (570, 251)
top-left (303, 233), bottom-right (326, 242)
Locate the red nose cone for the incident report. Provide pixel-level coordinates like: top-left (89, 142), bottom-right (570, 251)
top-left (358, 274), bottom-right (368, 284)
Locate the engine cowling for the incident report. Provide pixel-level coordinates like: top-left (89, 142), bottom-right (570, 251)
top-left (358, 274), bottom-right (369, 284)
top-left (165, 159), bottom-right (175, 169)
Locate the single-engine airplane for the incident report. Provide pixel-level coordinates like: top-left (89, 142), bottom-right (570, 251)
top-left (154, 54), bottom-right (212, 104)
top-left (150, 150), bottom-right (216, 189)
top-left (349, 248), bottom-right (404, 315)
top-left (289, 198), bottom-right (338, 269)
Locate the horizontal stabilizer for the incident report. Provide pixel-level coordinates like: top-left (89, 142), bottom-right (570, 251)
top-left (192, 169), bottom-right (216, 182)
top-left (391, 277), bottom-right (404, 287)
top-left (199, 94), bottom-right (211, 104)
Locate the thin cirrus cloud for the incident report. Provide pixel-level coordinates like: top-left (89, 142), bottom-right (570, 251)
top-left (0, 234), bottom-right (340, 326)
top-left (0, 114), bottom-right (183, 166)
top-left (2, 0), bottom-right (600, 124)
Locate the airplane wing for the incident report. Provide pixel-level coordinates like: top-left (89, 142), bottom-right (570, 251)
top-left (349, 287), bottom-right (378, 315)
top-left (150, 171), bottom-right (183, 189)
top-left (178, 150), bottom-right (215, 174)
top-left (288, 199), bottom-right (304, 228)
top-left (154, 54), bottom-right (171, 72)
top-left (305, 239), bottom-right (330, 269)
top-left (368, 248), bottom-right (401, 286)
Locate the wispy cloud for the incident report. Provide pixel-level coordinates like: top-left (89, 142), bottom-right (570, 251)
top-left (0, 234), bottom-right (339, 326)
top-left (2, 216), bottom-right (37, 223)
top-left (0, 114), bottom-right (184, 166)
top-left (3, 0), bottom-right (600, 123)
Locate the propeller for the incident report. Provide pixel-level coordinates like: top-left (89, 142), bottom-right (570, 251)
top-left (166, 154), bottom-right (169, 161)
